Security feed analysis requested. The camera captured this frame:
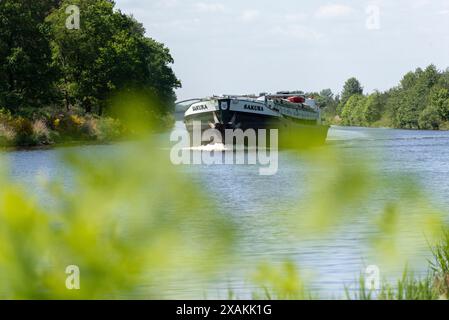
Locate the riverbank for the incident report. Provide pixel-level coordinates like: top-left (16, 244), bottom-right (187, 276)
top-left (0, 139), bottom-right (120, 153)
top-left (0, 109), bottom-right (123, 149)
top-left (326, 116), bottom-right (449, 131)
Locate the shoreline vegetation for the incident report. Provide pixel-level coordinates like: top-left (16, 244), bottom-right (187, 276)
top-left (315, 65), bottom-right (449, 131)
top-left (2, 3), bottom-right (448, 149)
top-left (0, 0), bottom-right (180, 149)
top-left (2, 2), bottom-right (448, 149)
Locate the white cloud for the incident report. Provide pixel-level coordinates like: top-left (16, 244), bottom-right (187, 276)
top-left (315, 4), bottom-right (355, 18)
top-left (240, 10), bottom-right (260, 22)
top-left (410, 0), bottom-right (430, 9)
top-left (271, 24), bottom-right (323, 41)
top-left (194, 2), bottom-right (226, 13)
top-left (155, 0), bottom-right (179, 9)
top-left (284, 13), bottom-right (308, 22)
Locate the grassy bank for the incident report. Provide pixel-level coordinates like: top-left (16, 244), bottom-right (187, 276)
top-left (0, 108), bottom-right (180, 150)
top-left (326, 115), bottom-right (449, 131)
top-left (0, 108), bottom-right (123, 149)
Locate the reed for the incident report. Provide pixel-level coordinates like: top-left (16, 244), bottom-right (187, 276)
top-left (429, 231), bottom-right (449, 299)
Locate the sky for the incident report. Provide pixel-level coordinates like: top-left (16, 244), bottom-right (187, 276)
top-left (114, 0), bottom-right (449, 100)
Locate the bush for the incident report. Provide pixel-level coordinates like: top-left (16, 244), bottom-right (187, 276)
top-left (11, 117), bottom-right (36, 146)
top-left (77, 116), bottom-right (122, 141)
top-left (32, 120), bottom-right (53, 145)
top-left (364, 93), bottom-right (385, 124)
top-left (1, 108), bottom-right (124, 147)
top-left (419, 105), bottom-right (442, 130)
top-left (0, 123), bottom-right (16, 147)
top-left (95, 117), bottom-right (122, 141)
top-left (52, 113), bottom-right (86, 140)
top-left (439, 121), bottom-right (449, 131)
top-left (50, 113), bottom-right (123, 142)
top-left (341, 95), bottom-right (367, 126)
top-left (79, 117), bottom-right (99, 140)
top-left (0, 108), bottom-right (13, 123)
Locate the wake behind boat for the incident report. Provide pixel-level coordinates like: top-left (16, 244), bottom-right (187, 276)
top-left (178, 92), bottom-right (330, 147)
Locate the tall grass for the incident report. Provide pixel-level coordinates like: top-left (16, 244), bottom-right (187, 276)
top-left (0, 108), bottom-right (124, 148)
top-left (430, 231), bottom-right (449, 298)
top-left (345, 270), bottom-right (439, 301)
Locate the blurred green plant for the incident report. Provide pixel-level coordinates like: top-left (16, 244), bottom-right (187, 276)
top-left (0, 128), bottom-right (234, 299)
top-left (430, 231), bottom-right (449, 299)
top-left (251, 261), bottom-right (309, 300)
top-left (345, 270), bottom-right (438, 300)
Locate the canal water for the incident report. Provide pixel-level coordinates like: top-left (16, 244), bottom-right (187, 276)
top-left (2, 125), bottom-right (449, 298)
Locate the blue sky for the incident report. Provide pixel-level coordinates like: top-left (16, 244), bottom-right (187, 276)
top-left (115, 0), bottom-right (449, 100)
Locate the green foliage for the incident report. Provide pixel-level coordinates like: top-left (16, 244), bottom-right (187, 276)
top-left (383, 65), bottom-right (445, 129)
top-left (0, 136), bottom-right (234, 299)
top-left (338, 77), bottom-right (363, 113)
top-left (429, 88), bottom-right (449, 121)
top-left (47, 0), bottom-right (181, 115)
top-left (251, 262), bottom-right (308, 300)
top-left (0, 0), bottom-right (58, 113)
top-left (363, 91), bottom-right (384, 124)
top-left (346, 270), bottom-right (439, 300)
top-left (0, 0), bottom-right (180, 120)
top-left (11, 117), bottom-right (35, 146)
top-left (430, 231), bottom-right (449, 299)
top-left (0, 108), bottom-right (13, 122)
top-left (49, 113), bottom-right (124, 143)
top-left (88, 117), bottom-right (122, 141)
top-left (315, 89), bottom-right (338, 118)
top-left (379, 272), bottom-right (438, 300)
top-left (0, 111), bottom-right (124, 148)
top-left (419, 105), bottom-right (442, 130)
top-left (32, 120), bottom-right (53, 145)
top-left (337, 65), bottom-right (449, 130)
top-left (341, 94), bottom-right (367, 126)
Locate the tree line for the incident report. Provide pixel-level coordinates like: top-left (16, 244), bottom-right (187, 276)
top-left (0, 0), bottom-right (181, 118)
top-left (311, 65), bottom-right (449, 130)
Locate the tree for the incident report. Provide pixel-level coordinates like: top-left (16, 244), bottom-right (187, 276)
top-left (337, 78), bottom-right (363, 116)
top-left (419, 105), bottom-right (442, 130)
top-left (363, 92), bottom-right (385, 124)
top-left (428, 88), bottom-right (449, 121)
top-left (400, 71), bottom-right (418, 90)
top-left (0, 0), bottom-right (58, 113)
top-left (339, 77), bottom-right (363, 111)
top-left (422, 64), bottom-right (439, 88)
top-left (393, 90), bottom-right (421, 129)
top-left (341, 94), bottom-right (366, 126)
top-left (314, 89), bottom-right (337, 117)
top-left (47, 0), bottom-right (181, 115)
top-left (383, 65), bottom-right (442, 129)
